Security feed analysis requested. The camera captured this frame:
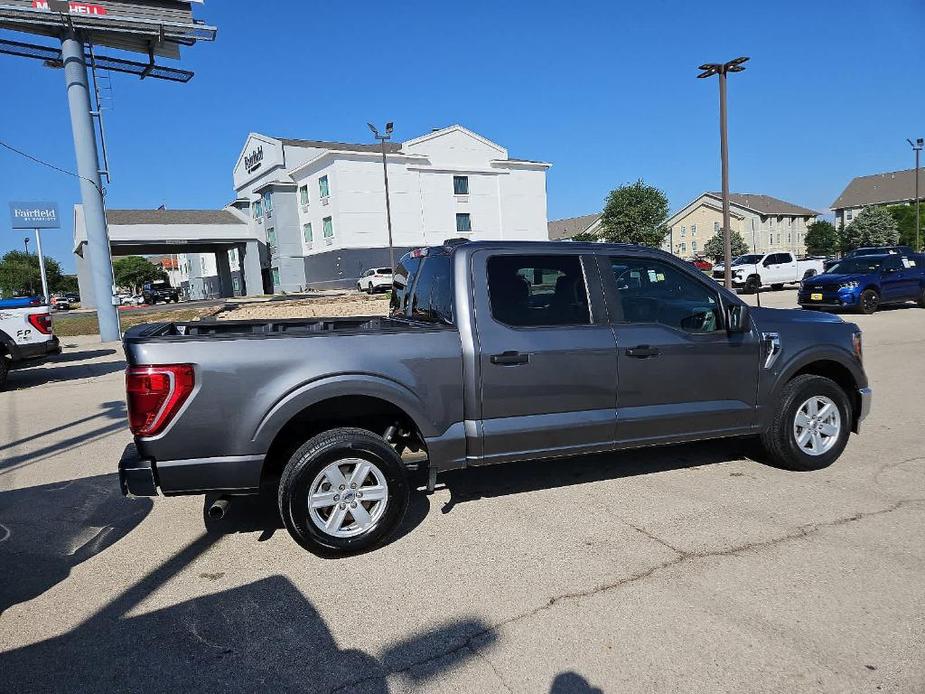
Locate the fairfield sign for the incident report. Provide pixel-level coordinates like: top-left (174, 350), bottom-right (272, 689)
top-left (244, 145), bottom-right (264, 173)
top-left (32, 1), bottom-right (107, 16)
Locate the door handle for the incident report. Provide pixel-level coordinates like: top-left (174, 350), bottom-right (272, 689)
top-left (490, 351), bottom-right (529, 365)
top-left (625, 345), bottom-right (660, 359)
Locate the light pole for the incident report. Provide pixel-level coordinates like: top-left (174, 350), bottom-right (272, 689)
top-left (368, 121), bottom-right (396, 271)
top-left (908, 137), bottom-right (923, 251)
top-left (23, 238), bottom-right (33, 295)
top-left (698, 56), bottom-right (749, 289)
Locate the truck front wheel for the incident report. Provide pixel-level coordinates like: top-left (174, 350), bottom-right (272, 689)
top-left (758, 374), bottom-right (851, 471)
top-left (859, 289), bottom-right (879, 314)
top-left (278, 427), bottom-right (410, 556)
top-left (0, 354), bottom-right (8, 391)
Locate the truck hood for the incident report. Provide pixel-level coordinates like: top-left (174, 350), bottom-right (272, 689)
top-left (750, 306), bottom-right (844, 325)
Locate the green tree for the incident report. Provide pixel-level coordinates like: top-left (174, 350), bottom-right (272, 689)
top-left (702, 229), bottom-right (749, 261)
top-left (592, 180), bottom-right (670, 247)
top-left (0, 250), bottom-right (64, 297)
top-left (113, 256), bottom-right (167, 293)
top-left (54, 274), bottom-right (80, 294)
top-left (886, 203), bottom-right (924, 251)
top-left (841, 206), bottom-right (899, 251)
top-left (804, 220), bottom-right (840, 256)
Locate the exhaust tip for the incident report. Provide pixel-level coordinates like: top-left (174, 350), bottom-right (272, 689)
top-left (208, 497), bottom-right (230, 520)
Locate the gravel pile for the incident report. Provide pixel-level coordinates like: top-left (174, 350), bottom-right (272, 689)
top-left (217, 293), bottom-right (390, 321)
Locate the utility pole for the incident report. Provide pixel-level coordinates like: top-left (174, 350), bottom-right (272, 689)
top-left (368, 122), bottom-right (396, 270)
top-left (909, 138), bottom-right (923, 251)
top-left (697, 57), bottom-right (749, 289)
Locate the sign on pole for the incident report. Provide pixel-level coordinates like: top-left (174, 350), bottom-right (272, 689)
top-left (9, 201), bottom-right (59, 303)
top-left (9, 201), bottom-right (61, 229)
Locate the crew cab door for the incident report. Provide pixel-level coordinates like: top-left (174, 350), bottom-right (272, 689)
top-left (600, 253), bottom-right (760, 443)
top-left (470, 250), bottom-right (617, 465)
top-left (763, 253), bottom-right (794, 283)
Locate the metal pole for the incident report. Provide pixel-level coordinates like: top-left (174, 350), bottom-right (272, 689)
top-left (23, 238), bottom-right (32, 294)
top-left (381, 140), bottom-right (395, 271)
top-left (61, 31), bottom-right (120, 341)
top-left (916, 147), bottom-right (921, 251)
top-left (718, 68), bottom-right (732, 289)
top-left (34, 228), bottom-right (50, 304)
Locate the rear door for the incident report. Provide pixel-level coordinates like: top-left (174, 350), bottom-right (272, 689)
top-left (471, 250), bottom-right (618, 464)
top-left (601, 253), bottom-right (760, 443)
top-left (880, 255), bottom-right (917, 302)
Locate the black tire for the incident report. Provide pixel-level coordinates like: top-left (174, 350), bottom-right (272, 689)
top-left (278, 427), bottom-right (410, 556)
top-left (366, 283), bottom-right (374, 295)
top-left (771, 283), bottom-right (784, 291)
top-left (0, 354), bottom-right (8, 392)
top-left (917, 286), bottom-right (925, 308)
top-left (759, 374), bottom-right (852, 471)
top-left (859, 288), bottom-right (879, 314)
top-left (744, 275), bottom-right (761, 294)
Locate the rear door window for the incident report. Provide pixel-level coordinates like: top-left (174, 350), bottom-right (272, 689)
top-left (487, 255), bottom-right (590, 327)
top-left (390, 255), bottom-right (422, 316)
top-left (409, 255), bottom-right (454, 324)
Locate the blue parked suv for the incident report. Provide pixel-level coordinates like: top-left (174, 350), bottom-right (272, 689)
top-left (798, 253), bottom-right (925, 314)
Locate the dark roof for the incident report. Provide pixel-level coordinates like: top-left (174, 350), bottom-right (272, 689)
top-left (107, 209), bottom-right (245, 226)
top-left (547, 213), bottom-right (601, 240)
top-left (831, 168), bottom-right (920, 209)
top-left (276, 137), bottom-right (402, 154)
top-left (706, 193), bottom-right (819, 217)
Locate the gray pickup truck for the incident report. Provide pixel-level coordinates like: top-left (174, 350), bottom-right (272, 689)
top-left (119, 241), bottom-right (872, 555)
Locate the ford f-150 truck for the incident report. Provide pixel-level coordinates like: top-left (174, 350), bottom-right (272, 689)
top-left (798, 253), bottom-right (925, 314)
top-left (0, 304), bottom-right (60, 390)
top-left (119, 241), bottom-right (872, 555)
top-left (713, 252), bottom-right (825, 293)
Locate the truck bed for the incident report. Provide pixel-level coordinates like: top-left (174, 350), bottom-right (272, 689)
top-left (124, 315), bottom-right (430, 342)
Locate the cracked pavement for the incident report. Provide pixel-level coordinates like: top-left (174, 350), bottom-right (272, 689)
top-left (1, 290), bottom-right (924, 693)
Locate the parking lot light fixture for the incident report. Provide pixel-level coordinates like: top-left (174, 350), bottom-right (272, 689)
top-left (908, 137), bottom-right (923, 251)
top-left (697, 56), bottom-right (749, 289)
top-left (368, 121), bottom-right (396, 271)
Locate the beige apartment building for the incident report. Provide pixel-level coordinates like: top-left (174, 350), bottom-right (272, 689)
top-left (663, 192), bottom-right (820, 258)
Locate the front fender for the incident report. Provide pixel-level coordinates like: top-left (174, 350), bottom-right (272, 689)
top-left (251, 373), bottom-right (436, 451)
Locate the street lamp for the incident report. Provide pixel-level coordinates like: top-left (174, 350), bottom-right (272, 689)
top-left (908, 137), bottom-right (923, 252)
top-left (23, 237), bottom-right (33, 294)
top-left (368, 121), bottom-right (396, 271)
top-left (698, 56), bottom-right (749, 289)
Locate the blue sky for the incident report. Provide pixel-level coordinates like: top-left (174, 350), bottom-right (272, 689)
top-left (1, 0), bottom-right (923, 272)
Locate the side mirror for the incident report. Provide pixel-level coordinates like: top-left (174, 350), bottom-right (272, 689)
top-left (726, 303), bottom-right (751, 333)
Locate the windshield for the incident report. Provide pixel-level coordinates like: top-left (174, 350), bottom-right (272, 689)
top-left (851, 248), bottom-right (895, 256)
top-left (730, 254), bottom-right (763, 266)
top-left (827, 258), bottom-right (884, 274)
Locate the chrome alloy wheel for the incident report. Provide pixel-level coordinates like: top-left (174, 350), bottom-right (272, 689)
top-left (308, 458), bottom-right (389, 538)
top-left (793, 395), bottom-right (841, 456)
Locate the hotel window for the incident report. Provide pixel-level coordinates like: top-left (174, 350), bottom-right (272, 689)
top-left (691, 224), bottom-right (697, 236)
top-left (229, 248), bottom-right (238, 264)
top-left (262, 191), bottom-right (272, 216)
top-left (319, 175), bottom-right (330, 198)
top-left (267, 227), bottom-right (278, 255)
top-left (456, 213), bottom-right (472, 232)
top-left (322, 216), bottom-right (334, 238)
top-left (692, 241), bottom-right (698, 252)
top-left (453, 175), bottom-right (469, 195)
top-left (679, 242), bottom-right (687, 253)
top-left (847, 210), bottom-right (853, 221)
top-left (303, 222), bottom-right (313, 244)
top-left (714, 221), bottom-right (720, 233)
top-left (787, 232), bottom-right (792, 244)
top-left (299, 184), bottom-right (309, 206)
top-left (253, 200), bottom-right (263, 218)
top-left (272, 267), bottom-right (280, 287)
top-left (777, 233), bottom-right (781, 245)
top-left (769, 232), bottom-right (774, 246)
top-left (680, 226), bottom-right (686, 237)
top-left (787, 217), bottom-right (792, 226)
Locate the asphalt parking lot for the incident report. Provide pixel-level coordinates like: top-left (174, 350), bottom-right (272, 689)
top-left (1, 288), bottom-right (923, 693)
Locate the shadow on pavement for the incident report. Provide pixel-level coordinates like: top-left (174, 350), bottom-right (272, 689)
top-left (202, 485), bottom-right (431, 552)
top-left (0, 401), bottom-right (126, 472)
top-left (1, 527), bottom-right (494, 692)
top-left (0, 472), bottom-right (152, 614)
top-left (550, 671), bottom-right (604, 693)
top-left (440, 438), bottom-right (756, 513)
top-left (8, 359), bottom-right (126, 389)
top-left (49, 348), bottom-right (118, 363)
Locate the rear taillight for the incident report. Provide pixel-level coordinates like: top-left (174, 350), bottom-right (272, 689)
top-left (27, 312), bottom-right (52, 335)
top-left (126, 364), bottom-right (195, 437)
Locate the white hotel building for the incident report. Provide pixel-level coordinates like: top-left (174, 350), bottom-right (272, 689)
top-left (195, 124), bottom-right (551, 293)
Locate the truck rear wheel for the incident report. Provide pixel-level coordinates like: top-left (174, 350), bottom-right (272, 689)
top-left (277, 427), bottom-right (410, 556)
top-left (0, 353), bottom-right (8, 391)
top-left (758, 374), bottom-right (851, 471)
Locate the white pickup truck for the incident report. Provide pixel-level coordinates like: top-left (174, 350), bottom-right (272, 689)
top-left (712, 252), bottom-right (825, 293)
top-left (0, 302), bottom-right (60, 390)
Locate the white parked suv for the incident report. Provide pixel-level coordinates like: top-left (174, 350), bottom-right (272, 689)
top-left (713, 252), bottom-right (825, 293)
top-left (356, 267), bottom-right (393, 294)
